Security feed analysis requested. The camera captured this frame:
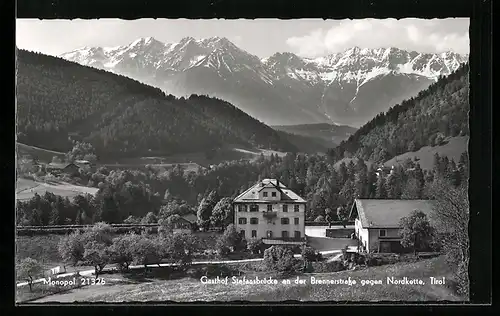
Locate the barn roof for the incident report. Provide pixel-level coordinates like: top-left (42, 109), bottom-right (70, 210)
top-left (350, 199), bottom-right (437, 229)
top-left (47, 162), bottom-right (78, 170)
top-left (181, 213), bottom-right (197, 224)
top-left (233, 178), bottom-right (306, 203)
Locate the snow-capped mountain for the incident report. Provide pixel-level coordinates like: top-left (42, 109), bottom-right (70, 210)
top-left (60, 37), bottom-right (468, 127)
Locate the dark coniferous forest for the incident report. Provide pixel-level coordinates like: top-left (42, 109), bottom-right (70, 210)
top-left (16, 57), bottom-right (470, 226)
top-left (328, 63), bottom-right (469, 163)
top-left (16, 49), bottom-right (298, 159)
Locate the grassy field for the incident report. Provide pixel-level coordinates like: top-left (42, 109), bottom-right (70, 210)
top-left (384, 136), bottom-right (468, 170)
top-left (16, 235), bottom-right (96, 276)
top-left (29, 255), bottom-right (463, 303)
top-left (16, 178), bottom-right (99, 201)
top-left (17, 143), bottom-right (66, 163)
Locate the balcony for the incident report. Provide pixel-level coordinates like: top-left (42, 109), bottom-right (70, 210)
top-left (261, 237), bottom-right (306, 245)
top-left (263, 211), bottom-right (277, 219)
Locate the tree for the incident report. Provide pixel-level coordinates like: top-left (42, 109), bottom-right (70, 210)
top-left (325, 208), bottom-right (333, 228)
top-left (58, 231), bottom-right (84, 271)
top-left (427, 178), bottom-right (469, 296)
top-left (197, 190), bottom-right (219, 231)
top-left (82, 240), bottom-right (111, 278)
top-left (216, 224), bottom-right (245, 255)
top-left (336, 206), bottom-right (349, 228)
top-left (17, 258), bottom-right (43, 292)
top-left (130, 234), bottom-right (162, 276)
top-left (407, 140), bottom-right (416, 152)
top-left (141, 212), bottom-right (158, 234)
top-left (247, 238), bottom-right (264, 255)
top-left (375, 175), bottom-right (387, 199)
top-left (401, 178), bottom-right (421, 199)
top-left (301, 246), bottom-right (322, 263)
top-left (263, 246), bottom-right (297, 276)
top-left (399, 210), bottom-right (435, 255)
top-left (339, 179), bottom-right (356, 206)
top-left (164, 232), bottom-right (198, 266)
top-left (210, 197), bottom-right (233, 231)
top-left (366, 165), bottom-right (377, 198)
top-left (109, 233), bottom-right (136, 272)
top-left (123, 215), bottom-right (141, 224)
top-left (314, 215), bottom-right (325, 222)
top-left (385, 172), bottom-right (402, 199)
top-left (66, 141), bottom-right (97, 163)
top-left (163, 189), bottom-right (172, 202)
top-left (49, 207), bottom-right (60, 225)
top-left (157, 214), bottom-right (182, 236)
top-left (81, 222), bottom-right (114, 246)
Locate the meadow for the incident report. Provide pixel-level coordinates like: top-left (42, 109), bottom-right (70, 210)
top-left (16, 178), bottom-right (99, 201)
top-left (29, 255), bottom-right (463, 303)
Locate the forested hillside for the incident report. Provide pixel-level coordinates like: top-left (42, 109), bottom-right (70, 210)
top-left (16, 50), bottom-right (297, 159)
top-left (328, 63), bottom-right (469, 164)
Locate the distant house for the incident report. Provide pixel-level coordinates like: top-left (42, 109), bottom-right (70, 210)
top-left (170, 213), bottom-right (198, 234)
top-left (233, 178), bottom-right (307, 246)
top-left (376, 165), bottom-right (394, 177)
top-left (45, 163), bottom-right (80, 176)
top-left (74, 160), bottom-right (92, 168)
top-left (349, 199), bottom-right (437, 253)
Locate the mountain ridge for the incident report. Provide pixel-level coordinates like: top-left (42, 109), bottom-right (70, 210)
top-left (15, 49), bottom-right (303, 160)
top-left (60, 36), bottom-right (468, 127)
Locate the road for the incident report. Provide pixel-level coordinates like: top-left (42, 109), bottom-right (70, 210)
top-left (16, 246), bottom-right (358, 287)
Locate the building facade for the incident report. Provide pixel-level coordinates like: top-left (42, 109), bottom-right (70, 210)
top-left (350, 199), bottom-right (436, 253)
top-left (233, 179), bottom-right (307, 246)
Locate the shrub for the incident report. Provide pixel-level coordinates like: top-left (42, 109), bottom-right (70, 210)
top-left (263, 246), bottom-right (298, 277)
top-left (247, 238), bottom-right (264, 254)
top-left (312, 261), bottom-right (346, 273)
top-left (16, 257), bottom-right (43, 292)
top-left (302, 246), bottom-right (323, 262)
top-left (186, 264), bottom-right (241, 279)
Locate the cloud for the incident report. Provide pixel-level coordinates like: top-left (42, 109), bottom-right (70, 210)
top-left (286, 18), bottom-right (469, 58)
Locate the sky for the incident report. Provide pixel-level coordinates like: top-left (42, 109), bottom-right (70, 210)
top-left (16, 18), bottom-right (469, 58)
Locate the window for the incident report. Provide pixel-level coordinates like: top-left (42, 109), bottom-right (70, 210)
top-left (239, 205), bottom-right (247, 212)
top-left (266, 231), bottom-right (273, 238)
top-left (250, 217), bottom-right (259, 225)
top-left (238, 218), bottom-right (247, 225)
top-left (272, 192), bottom-right (277, 197)
top-left (282, 205), bottom-right (288, 212)
top-left (267, 204), bottom-right (273, 212)
top-left (379, 229), bottom-right (386, 237)
top-left (250, 204), bottom-right (258, 212)
top-left (294, 217), bottom-right (299, 225)
top-left (281, 218), bottom-right (290, 225)
top-left (294, 231), bottom-right (301, 238)
top-left (294, 204), bottom-right (300, 212)
top-left (281, 231), bottom-right (289, 238)
top-left (251, 230), bottom-right (257, 238)
top-left (240, 230), bottom-right (245, 238)
top-left (263, 192), bottom-right (268, 197)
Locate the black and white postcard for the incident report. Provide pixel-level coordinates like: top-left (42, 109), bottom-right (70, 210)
top-left (15, 15), bottom-right (475, 304)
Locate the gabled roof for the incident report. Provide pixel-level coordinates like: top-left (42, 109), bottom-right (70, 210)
top-left (351, 199), bottom-right (437, 229)
top-left (181, 213), bottom-right (197, 224)
top-left (75, 160), bottom-right (91, 164)
top-left (47, 162), bottom-right (78, 170)
top-left (233, 178), bottom-right (306, 203)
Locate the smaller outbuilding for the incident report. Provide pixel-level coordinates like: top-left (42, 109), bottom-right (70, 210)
top-left (349, 199), bottom-right (437, 253)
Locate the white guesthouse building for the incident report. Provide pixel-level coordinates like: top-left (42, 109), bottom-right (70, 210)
top-left (233, 179), bottom-right (307, 246)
